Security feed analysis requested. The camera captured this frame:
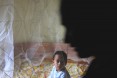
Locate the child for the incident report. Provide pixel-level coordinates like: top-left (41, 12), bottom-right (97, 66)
top-left (48, 51), bottom-right (71, 78)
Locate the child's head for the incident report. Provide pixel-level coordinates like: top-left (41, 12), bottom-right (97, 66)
top-left (53, 51), bottom-right (67, 71)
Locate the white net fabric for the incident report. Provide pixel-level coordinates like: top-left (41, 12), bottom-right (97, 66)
top-left (13, 0), bottom-right (64, 43)
top-left (0, 0), bottom-right (93, 78)
top-left (0, 0), bottom-right (14, 78)
top-left (13, 0), bottom-right (67, 77)
top-left (25, 44), bottom-right (46, 66)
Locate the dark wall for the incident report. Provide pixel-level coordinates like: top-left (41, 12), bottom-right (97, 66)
top-left (60, 0), bottom-right (117, 58)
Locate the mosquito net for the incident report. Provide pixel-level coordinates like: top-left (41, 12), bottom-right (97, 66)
top-left (0, 0), bottom-right (14, 78)
top-left (0, 0), bottom-right (93, 78)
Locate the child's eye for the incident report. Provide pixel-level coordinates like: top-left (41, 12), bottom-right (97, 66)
top-left (57, 60), bottom-right (60, 63)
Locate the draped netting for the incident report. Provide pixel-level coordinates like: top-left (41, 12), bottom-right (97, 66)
top-left (0, 0), bottom-right (94, 78)
top-left (0, 0), bottom-right (14, 78)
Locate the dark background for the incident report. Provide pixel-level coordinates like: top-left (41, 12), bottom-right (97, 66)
top-left (60, 0), bottom-right (117, 57)
top-left (60, 0), bottom-right (117, 78)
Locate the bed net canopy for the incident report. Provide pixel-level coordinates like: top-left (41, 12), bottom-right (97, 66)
top-left (0, 0), bottom-right (93, 78)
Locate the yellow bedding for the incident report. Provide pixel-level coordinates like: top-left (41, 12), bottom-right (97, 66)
top-left (14, 58), bottom-right (88, 78)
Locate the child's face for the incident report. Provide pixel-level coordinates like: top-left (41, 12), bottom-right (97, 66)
top-left (53, 54), bottom-right (66, 71)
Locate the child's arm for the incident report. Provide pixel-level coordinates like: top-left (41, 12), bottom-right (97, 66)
top-left (60, 70), bottom-right (71, 78)
top-left (47, 66), bottom-right (54, 78)
top-left (47, 70), bottom-right (52, 78)
top-left (60, 73), bottom-right (71, 78)
top-left (60, 73), bottom-right (66, 78)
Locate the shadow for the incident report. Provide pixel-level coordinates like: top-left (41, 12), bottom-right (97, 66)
top-left (60, 0), bottom-right (117, 78)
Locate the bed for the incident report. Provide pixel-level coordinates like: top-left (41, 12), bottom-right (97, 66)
top-left (14, 42), bottom-right (93, 78)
